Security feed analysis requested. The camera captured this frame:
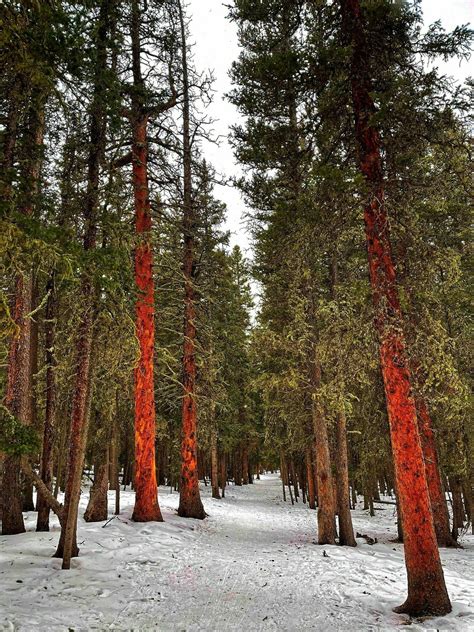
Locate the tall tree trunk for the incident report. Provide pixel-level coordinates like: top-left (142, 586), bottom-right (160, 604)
top-left (449, 476), bottom-right (465, 539)
top-left (110, 417), bottom-right (121, 515)
top-left (219, 452), bottom-right (227, 498)
top-left (2, 272), bottom-right (31, 535)
top-left (23, 273), bottom-right (39, 512)
top-left (57, 0), bottom-right (111, 568)
top-left (311, 360), bottom-right (336, 544)
top-left (38, 125), bottom-right (76, 529)
top-left (280, 451), bottom-right (287, 502)
top-left (130, 0), bottom-right (162, 523)
top-left (56, 350), bottom-right (95, 564)
top-left (330, 257), bottom-right (355, 545)
top-left (306, 449), bottom-right (316, 510)
top-left (334, 412), bottom-right (356, 546)
top-left (177, 0), bottom-right (205, 520)
top-left (36, 272), bottom-right (57, 531)
top-left (340, 0), bottom-right (451, 615)
top-left (84, 448), bottom-right (109, 523)
top-left (2, 90), bottom-right (45, 535)
top-left (210, 428), bottom-right (220, 499)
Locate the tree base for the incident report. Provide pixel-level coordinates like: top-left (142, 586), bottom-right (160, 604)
top-left (338, 537), bottom-right (357, 547)
top-left (438, 536), bottom-right (460, 549)
top-left (177, 502), bottom-right (206, 520)
top-left (393, 596), bottom-right (452, 618)
top-left (53, 543), bottom-right (79, 559)
top-left (132, 507), bottom-right (163, 522)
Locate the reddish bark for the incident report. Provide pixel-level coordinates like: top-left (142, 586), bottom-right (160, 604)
top-left (177, 270), bottom-right (205, 517)
top-left (341, 0), bottom-right (451, 615)
top-left (177, 0), bottom-right (205, 520)
top-left (130, 0), bottom-right (162, 524)
top-left (131, 115), bottom-right (162, 523)
top-left (416, 398), bottom-right (456, 547)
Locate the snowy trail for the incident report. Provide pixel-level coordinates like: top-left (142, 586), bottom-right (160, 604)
top-left (1, 473), bottom-right (473, 631)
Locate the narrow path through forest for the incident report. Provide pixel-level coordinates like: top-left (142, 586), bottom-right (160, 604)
top-left (1, 474), bottom-right (473, 631)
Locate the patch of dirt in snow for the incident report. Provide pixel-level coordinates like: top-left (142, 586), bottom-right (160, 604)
top-left (0, 474), bottom-right (473, 631)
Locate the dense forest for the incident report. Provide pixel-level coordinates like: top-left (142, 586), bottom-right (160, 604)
top-left (1, 0), bottom-right (473, 630)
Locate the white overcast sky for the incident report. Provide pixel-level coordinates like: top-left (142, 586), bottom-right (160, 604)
top-left (188, 0), bottom-right (473, 255)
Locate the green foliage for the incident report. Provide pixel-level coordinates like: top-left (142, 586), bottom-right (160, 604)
top-left (0, 405), bottom-right (40, 456)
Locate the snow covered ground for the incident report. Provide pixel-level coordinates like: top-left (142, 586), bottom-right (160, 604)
top-left (1, 473), bottom-right (473, 631)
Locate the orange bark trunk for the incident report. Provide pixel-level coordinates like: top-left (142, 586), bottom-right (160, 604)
top-left (341, 0), bottom-right (451, 616)
top-left (177, 242), bottom-right (205, 519)
top-left (177, 0), bottom-right (205, 520)
top-left (131, 114), bottom-right (162, 523)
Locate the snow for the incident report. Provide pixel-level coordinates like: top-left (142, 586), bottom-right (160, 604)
top-left (1, 474), bottom-right (473, 631)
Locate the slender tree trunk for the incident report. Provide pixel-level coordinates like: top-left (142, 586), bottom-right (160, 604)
top-left (416, 397), bottom-right (456, 547)
top-left (289, 459), bottom-right (299, 501)
top-left (54, 330), bottom-right (94, 570)
top-left (449, 476), bottom-right (465, 539)
top-left (84, 448), bottom-right (109, 522)
top-left (280, 451), bottom-right (287, 502)
top-left (130, 0), bottom-right (162, 523)
top-left (341, 0), bottom-right (451, 615)
top-left (219, 452), bottom-right (227, 498)
top-left (461, 480), bottom-right (473, 534)
top-left (109, 422), bottom-right (119, 492)
top-left (211, 429), bottom-right (220, 499)
top-left (242, 444), bottom-right (250, 485)
top-left (329, 257), bottom-right (355, 545)
top-left (38, 128), bottom-right (76, 528)
top-left (111, 421), bottom-right (121, 515)
top-left (177, 0), bottom-right (205, 520)
top-left (350, 482), bottom-right (357, 509)
top-left (234, 446), bottom-right (243, 486)
top-left (58, 0), bottom-right (112, 568)
top-left (36, 272), bottom-right (57, 531)
top-left (23, 275), bottom-right (39, 512)
top-left (335, 412), bottom-right (356, 546)
top-left (311, 360), bottom-right (336, 544)
top-left (287, 467), bottom-right (295, 506)
top-left (306, 449), bottom-right (316, 510)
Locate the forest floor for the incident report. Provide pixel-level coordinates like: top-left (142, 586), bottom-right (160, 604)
top-left (1, 473), bottom-right (473, 631)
